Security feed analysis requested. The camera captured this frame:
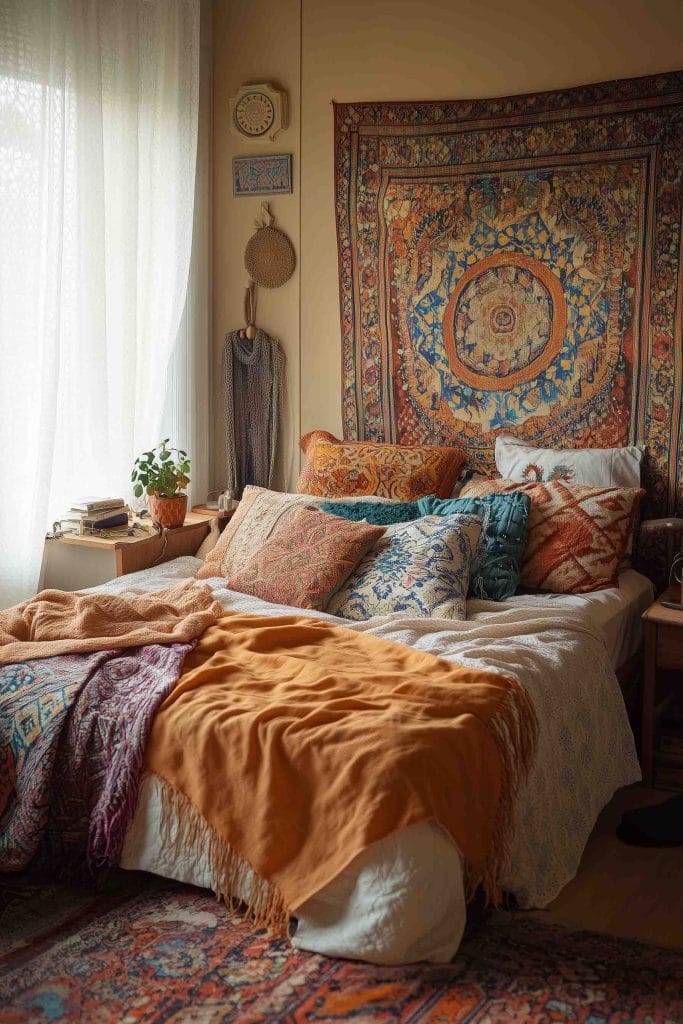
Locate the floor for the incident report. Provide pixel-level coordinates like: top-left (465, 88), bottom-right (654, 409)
top-left (524, 784), bottom-right (683, 948)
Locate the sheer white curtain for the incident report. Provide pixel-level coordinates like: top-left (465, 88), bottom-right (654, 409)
top-left (160, 0), bottom-right (211, 510)
top-left (0, 0), bottom-right (200, 608)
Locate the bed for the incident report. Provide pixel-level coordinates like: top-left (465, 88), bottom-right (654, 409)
top-left (82, 554), bottom-right (650, 965)
top-left (2, 418), bottom-right (659, 970)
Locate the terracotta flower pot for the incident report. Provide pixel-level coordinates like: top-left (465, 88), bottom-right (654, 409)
top-left (148, 493), bottom-right (187, 529)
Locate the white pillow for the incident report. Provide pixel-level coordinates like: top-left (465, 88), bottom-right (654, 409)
top-left (326, 513), bottom-right (483, 621)
top-left (495, 435), bottom-right (643, 488)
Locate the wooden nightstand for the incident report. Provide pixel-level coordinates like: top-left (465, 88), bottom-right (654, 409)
top-left (641, 586), bottom-right (683, 786)
top-left (40, 512), bottom-right (212, 591)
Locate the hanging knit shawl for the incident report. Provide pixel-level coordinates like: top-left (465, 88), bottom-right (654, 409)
top-left (223, 330), bottom-right (283, 498)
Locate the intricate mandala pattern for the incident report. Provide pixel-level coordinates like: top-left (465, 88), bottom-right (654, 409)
top-left (334, 73), bottom-right (683, 518)
top-left (444, 254), bottom-right (566, 390)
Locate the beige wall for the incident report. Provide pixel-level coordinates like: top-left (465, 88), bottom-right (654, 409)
top-left (212, 0), bottom-right (301, 492)
top-left (213, 0), bottom-right (683, 491)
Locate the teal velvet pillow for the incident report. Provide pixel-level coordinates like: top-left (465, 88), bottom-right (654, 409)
top-left (320, 499), bottom-right (423, 526)
top-left (418, 492), bottom-right (530, 601)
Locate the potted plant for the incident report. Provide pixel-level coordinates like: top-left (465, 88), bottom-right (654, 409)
top-left (131, 440), bottom-right (191, 528)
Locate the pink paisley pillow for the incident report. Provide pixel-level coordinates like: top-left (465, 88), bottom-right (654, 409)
top-left (296, 431), bottom-right (466, 500)
top-left (223, 507), bottom-right (386, 609)
top-left (460, 477), bottom-right (644, 594)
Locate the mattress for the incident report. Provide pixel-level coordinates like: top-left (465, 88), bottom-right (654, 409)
top-left (94, 557), bottom-right (642, 964)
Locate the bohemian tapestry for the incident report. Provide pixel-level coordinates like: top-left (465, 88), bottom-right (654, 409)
top-left (334, 72), bottom-right (683, 516)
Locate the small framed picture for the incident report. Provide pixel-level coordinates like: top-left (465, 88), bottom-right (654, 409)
top-left (233, 154), bottom-right (293, 197)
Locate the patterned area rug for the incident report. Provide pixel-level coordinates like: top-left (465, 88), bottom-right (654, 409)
top-left (1, 872), bottom-right (682, 1023)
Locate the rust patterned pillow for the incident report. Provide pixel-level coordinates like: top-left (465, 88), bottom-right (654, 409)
top-left (297, 431), bottom-right (466, 500)
top-left (460, 478), bottom-right (645, 594)
top-left (223, 507), bottom-right (386, 609)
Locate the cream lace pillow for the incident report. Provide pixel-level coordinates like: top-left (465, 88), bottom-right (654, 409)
top-left (194, 517), bottom-right (221, 560)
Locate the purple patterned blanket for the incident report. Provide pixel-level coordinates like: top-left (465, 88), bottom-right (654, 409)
top-left (0, 643), bottom-right (191, 877)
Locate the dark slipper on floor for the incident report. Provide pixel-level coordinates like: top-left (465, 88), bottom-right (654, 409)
top-left (616, 794), bottom-right (683, 846)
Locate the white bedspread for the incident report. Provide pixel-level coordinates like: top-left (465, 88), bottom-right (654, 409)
top-left (94, 557), bottom-right (641, 963)
top-left (473, 568), bottom-right (653, 669)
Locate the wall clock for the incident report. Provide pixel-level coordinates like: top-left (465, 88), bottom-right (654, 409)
top-left (229, 83), bottom-right (288, 142)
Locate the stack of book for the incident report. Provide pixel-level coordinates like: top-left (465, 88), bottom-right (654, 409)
top-left (65, 497), bottom-right (130, 532)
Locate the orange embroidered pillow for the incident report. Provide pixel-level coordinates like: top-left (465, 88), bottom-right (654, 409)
top-left (223, 507), bottom-right (386, 609)
top-left (460, 478), bottom-right (644, 594)
top-left (296, 431), bottom-right (466, 500)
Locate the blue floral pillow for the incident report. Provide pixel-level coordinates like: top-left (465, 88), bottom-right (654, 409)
top-left (418, 492), bottom-right (530, 601)
top-left (326, 514), bottom-right (483, 621)
top-left (320, 498), bottom-right (423, 526)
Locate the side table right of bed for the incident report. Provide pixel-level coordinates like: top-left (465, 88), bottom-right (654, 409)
top-left (641, 587), bottom-right (683, 787)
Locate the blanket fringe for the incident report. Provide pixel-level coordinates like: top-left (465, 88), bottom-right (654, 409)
top-left (464, 675), bottom-right (539, 906)
top-left (153, 773), bottom-right (289, 936)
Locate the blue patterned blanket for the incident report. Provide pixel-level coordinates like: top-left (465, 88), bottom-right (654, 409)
top-left (0, 644), bottom-right (191, 876)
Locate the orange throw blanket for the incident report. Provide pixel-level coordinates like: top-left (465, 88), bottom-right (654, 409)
top-left (146, 613), bottom-right (538, 932)
top-left (0, 582), bottom-right (223, 664)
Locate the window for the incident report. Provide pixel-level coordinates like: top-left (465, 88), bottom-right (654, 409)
top-left (0, 0), bottom-right (202, 607)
